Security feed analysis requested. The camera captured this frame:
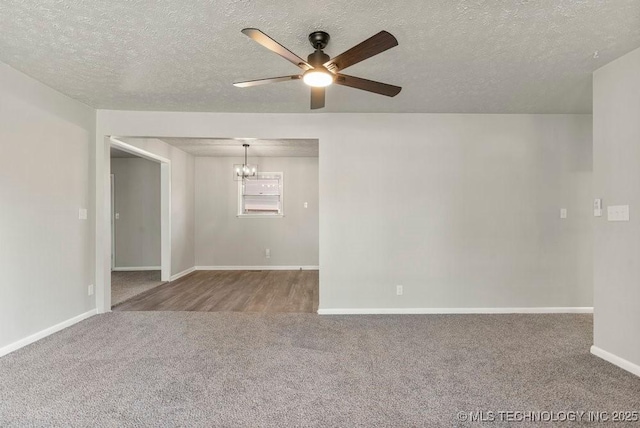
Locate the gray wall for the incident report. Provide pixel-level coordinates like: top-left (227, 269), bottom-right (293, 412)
top-left (111, 157), bottom-right (161, 268)
top-left (0, 59), bottom-right (597, 354)
top-left (593, 46), bottom-right (640, 367)
top-left (195, 157), bottom-right (319, 267)
top-left (97, 112), bottom-right (593, 311)
top-left (0, 62), bottom-right (95, 350)
top-left (117, 138), bottom-right (195, 276)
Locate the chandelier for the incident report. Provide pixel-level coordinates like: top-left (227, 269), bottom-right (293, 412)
top-left (234, 143), bottom-right (258, 181)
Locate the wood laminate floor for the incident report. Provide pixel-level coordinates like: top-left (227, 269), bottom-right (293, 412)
top-left (114, 270), bottom-right (319, 313)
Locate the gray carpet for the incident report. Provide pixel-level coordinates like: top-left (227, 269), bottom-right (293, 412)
top-left (111, 270), bottom-right (164, 307)
top-left (0, 313), bottom-right (638, 427)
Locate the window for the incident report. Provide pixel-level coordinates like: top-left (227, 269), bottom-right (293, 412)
top-left (238, 172), bottom-right (283, 217)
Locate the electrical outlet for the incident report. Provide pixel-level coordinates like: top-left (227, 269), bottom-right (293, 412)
top-left (560, 208), bottom-right (567, 219)
top-left (79, 208), bottom-right (87, 220)
top-left (265, 248), bottom-right (271, 259)
top-left (304, 202), bottom-right (308, 208)
top-left (396, 285), bottom-right (403, 296)
top-left (88, 284), bottom-right (94, 296)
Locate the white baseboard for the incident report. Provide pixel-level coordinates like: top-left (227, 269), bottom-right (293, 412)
top-left (112, 266), bottom-right (161, 271)
top-left (196, 266), bottom-right (319, 271)
top-left (317, 307), bottom-right (594, 315)
top-left (171, 266), bottom-right (196, 281)
top-left (0, 309), bottom-right (97, 358)
top-left (591, 345), bottom-right (640, 377)
top-left (169, 265), bottom-right (317, 282)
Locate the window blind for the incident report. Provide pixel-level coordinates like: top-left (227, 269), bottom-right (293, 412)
top-left (242, 178), bottom-right (281, 213)
top-left (243, 179), bottom-right (280, 196)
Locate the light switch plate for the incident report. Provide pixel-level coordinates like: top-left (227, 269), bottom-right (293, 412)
top-left (79, 208), bottom-right (87, 220)
top-left (607, 205), bottom-right (630, 222)
top-left (594, 199), bottom-right (603, 217)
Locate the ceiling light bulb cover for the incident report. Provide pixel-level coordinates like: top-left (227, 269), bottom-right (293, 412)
top-left (303, 70), bottom-right (334, 87)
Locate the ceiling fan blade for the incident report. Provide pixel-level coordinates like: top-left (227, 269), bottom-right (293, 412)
top-left (335, 74), bottom-right (401, 97)
top-left (241, 28), bottom-right (312, 70)
top-left (310, 87), bottom-right (325, 109)
top-left (233, 75), bottom-right (301, 88)
top-left (324, 31), bottom-right (398, 72)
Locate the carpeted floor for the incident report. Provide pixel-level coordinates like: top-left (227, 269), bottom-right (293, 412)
top-left (0, 313), bottom-right (639, 427)
top-left (111, 270), bottom-right (164, 307)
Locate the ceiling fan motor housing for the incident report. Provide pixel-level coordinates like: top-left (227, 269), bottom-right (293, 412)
top-left (308, 31), bottom-right (330, 50)
top-left (307, 50), bottom-right (330, 67)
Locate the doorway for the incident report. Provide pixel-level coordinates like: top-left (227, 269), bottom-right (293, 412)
top-left (110, 146), bottom-right (164, 306)
top-left (97, 137), bottom-right (171, 311)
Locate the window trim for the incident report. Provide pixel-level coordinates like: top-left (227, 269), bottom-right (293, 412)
top-left (237, 171), bottom-right (284, 218)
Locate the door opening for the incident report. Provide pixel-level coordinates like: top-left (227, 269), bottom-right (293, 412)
top-left (97, 137), bottom-right (172, 312)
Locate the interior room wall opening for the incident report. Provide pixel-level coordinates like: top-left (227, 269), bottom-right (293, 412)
top-left (109, 137), bottom-right (320, 313)
top-left (110, 146), bottom-right (164, 307)
top-left (102, 137), bottom-right (173, 311)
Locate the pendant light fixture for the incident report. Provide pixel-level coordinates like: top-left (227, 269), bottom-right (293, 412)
top-left (233, 143), bottom-right (258, 181)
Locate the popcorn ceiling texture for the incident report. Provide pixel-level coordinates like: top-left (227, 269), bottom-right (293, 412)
top-left (0, 0), bottom-right (639, 113)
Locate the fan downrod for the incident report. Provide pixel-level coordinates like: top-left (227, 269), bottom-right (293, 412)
top-left (308, 31), bottom-right (330, 50)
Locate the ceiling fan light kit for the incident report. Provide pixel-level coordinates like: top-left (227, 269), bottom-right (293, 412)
top-left (302, 70), bottom-right (333, 87)
top-left (234, 28), bottom-right (401, 109)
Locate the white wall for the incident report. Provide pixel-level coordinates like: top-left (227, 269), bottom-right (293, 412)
top-left (592, 46), bottom-right (640, 371)
top-left (111, 157), bottom-right (161, 268)
top-left (97, 111), bottom-right (592, 311)
top-left (195, 156), bottom-right (319, 267)
top-left (0, 62), bottom-right (96, 351)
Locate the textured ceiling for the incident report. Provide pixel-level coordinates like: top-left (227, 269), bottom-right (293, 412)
top-left (157, 138), bottom-right (319, 157)
top-left (1, 1), bottom-right (639, 113)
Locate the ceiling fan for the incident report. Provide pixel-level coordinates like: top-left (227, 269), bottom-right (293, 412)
top-left (233, 28), bottom-right (402, 109)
